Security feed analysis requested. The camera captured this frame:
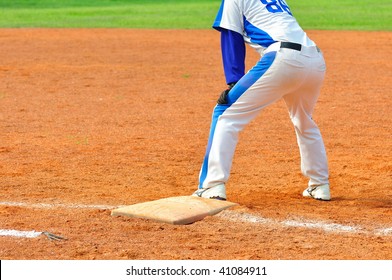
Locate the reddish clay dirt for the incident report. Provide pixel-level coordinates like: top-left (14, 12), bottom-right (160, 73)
top-left (0, 29), bottom-right (391, 260)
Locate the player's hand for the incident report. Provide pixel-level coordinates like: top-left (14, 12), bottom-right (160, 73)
top-left (217, 82), bottom-right (236, 105)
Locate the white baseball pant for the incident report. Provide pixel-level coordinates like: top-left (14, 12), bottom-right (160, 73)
top-left (198, 42), bottom-right (329, 190)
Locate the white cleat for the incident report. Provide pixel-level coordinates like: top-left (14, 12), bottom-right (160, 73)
top-left (192, 184), bottom-right (227, 201)
top-left (303, 184), bottom-right (331, 201)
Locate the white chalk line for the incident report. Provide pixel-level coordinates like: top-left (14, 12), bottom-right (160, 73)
top-left (0, 200), bottom-right (391, 238)
top-left (0, 201), bottom-right (120, 239)
top-left (0, 229), bottom-right (66, 240)
top-left (0, 229), bottom-right (42, 239)
top-left (0, 201), bottom-right (120, 210)
top-left (217, 211), bottom-right (368, 235)
top-left (375, 227), bottom-right (392, 236)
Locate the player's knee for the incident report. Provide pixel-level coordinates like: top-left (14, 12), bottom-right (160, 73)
top-left (291, 116), bottom-right (318, 135)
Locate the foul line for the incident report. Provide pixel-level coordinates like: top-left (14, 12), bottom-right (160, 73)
top-left (0, 201), bottom-right (120, 210)
top-left (1, 200), bottom-right (391, 238)
top-left (0, 229), bottom-right (42, 239)
top-left (217, 211), bottom-right (367, 235)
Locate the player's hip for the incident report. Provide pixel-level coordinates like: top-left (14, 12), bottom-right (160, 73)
top-left (263, 41), bottom-right (326, 71)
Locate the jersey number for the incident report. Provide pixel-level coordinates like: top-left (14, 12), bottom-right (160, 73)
top-left (260, 0), bottom-right (292, 16)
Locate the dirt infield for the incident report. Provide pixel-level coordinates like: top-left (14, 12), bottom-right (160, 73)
top-left (0, 29), bottom-right (391, 260)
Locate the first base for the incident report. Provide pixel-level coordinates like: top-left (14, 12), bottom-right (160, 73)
top-left (111, 196), bottom-right (237, 225)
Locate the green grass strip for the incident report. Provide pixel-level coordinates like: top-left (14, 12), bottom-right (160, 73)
top-left (0, 0), bottom-right (390, 30)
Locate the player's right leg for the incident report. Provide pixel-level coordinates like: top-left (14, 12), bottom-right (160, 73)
top-left (194, 51), bottom-right (282, 200)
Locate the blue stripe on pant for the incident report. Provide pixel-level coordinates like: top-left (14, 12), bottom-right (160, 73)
top-left (198, 51), bottom-right (277, 189)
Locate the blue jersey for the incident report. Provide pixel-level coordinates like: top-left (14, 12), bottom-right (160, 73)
top-left (214, 0), bottom-right (315, 84)
top-left (214, 0), bottom-right (315, 52)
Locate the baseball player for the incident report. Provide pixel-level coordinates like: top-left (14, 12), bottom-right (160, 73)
top-left (192, 0), bottom-right (330, 201)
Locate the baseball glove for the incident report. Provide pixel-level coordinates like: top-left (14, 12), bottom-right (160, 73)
top-left (217, 82), bottom-right (236, 105)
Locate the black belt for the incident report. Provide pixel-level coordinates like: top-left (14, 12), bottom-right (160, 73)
top-left (280, 42), bottom-right (302, 51)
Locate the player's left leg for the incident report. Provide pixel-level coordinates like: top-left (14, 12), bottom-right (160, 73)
top-left (284, 93), bottom-right (329, 186)
top-left (283, 47), bottom-right (330, 200)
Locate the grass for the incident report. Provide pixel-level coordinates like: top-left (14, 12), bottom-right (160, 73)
top-left (290, 0), bottom-right (392, 30)
top-left (0, 0), bottom-right (390, 30)
top-left (0, 0), bottom-right (220, 29)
